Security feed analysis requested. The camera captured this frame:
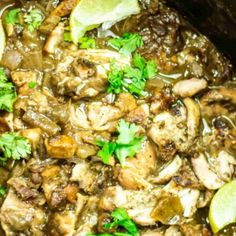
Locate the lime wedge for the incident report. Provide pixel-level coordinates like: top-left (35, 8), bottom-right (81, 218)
top-left (70, 0), bottom-right (140, 44)
top-left (209, 180), bottom-right (236, 233)
top-left (0, 20), bottom-right (5, 61)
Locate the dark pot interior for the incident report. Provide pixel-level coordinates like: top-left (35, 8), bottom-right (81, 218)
top-left (165, 0), bottom-right (236, 67)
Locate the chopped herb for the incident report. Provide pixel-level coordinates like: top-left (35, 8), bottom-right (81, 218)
top-left (97, 120), bottom-right (144, 166)
top-left (79, 36), bottom-right (96, 49)
top-left (0, 68), bottom-right (17, 112)
top-left (107, 54), bottom-right (157, 96)
top-left (0, 186), bottom-right (6, 197)
top-left (0, 132), bottom-right (31, 162)
top-left (108, 33), bottom-right (143, 57)
top-left (28, 81), bottom-right (37, 88)
top-left (104, 208), bottom-right (139, 236)
top-left (24, 9), bottom-right (44, 32)
top-left (64, 31), bottom-right (72, 42)
top-left (5, 8), bottom-right (21, 26)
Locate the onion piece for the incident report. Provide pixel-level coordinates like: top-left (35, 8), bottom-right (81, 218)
top-left (0, 19), bottom-right (5, 61)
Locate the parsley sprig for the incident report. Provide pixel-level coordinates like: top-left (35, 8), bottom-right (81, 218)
top-left (24, 9), bottom-right (44, 32)
top-left (97, 120), bottom-right (144, 166)
top-left (5, 8), bottom-right (21, 26)
top-left (107, 53), bottom-right (157, 96)
top-left (0, 132), bottom-right (31, 162)
top-left (0, 185), bottom-right (7, 197)
top-left (88, 208), bottom-right (139, 236)
top-left (108, 33), bottom-right (143, 57)
top-left (0, 68), bottom-right (17, 112)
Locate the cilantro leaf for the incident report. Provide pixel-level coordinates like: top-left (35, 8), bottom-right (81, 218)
top-left (24, 9), bottom-right (44, 32)
top-left (107, 62), bottom-right (124, 94)
top-left (107, 54), bottom-right (157, 96)
top-left (108, 33), bottom-right (143, 57)
top-left (116, 119), bottom-right (139, 144)
top-left (115, 138), bottom-right (144, 166)
top-left (5, 8), bottom-right (21, 26)
top-left (0, 132), bottom-right (31, 162)
top-left (28, 81), bottom-right (37, 89)
top-left (96, 141), bottom-right (116, 164)
top-left (104, 208), bottom-right (139, 236)
top-left (97, 120), bottom-right (144, 166)
top-left (79, 36), bottom-right (96, 49)
top-left (0, 185), bottom-right (6, 197)
top-left (0, 68), bottom-right (17, 112)
top-left (64, 32), bottom-right (72, 42)
top-left (144, 60), bottom-right (158, 79)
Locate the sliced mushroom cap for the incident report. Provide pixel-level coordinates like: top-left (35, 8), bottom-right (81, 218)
top-left (173, 78), bottom-right (207, 98)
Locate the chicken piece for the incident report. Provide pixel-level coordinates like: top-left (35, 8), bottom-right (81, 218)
top-left (115, 93), bottom-right (137, 113)
top-left (209, 151), bottom-right (236, 182)
top-left (0, 189), bottom-right (46, 235)
top-left (150, 155), bottom-right (182, 184)
top-left (75, 196), bottom-right (99, 235)
top-left (88, 102), bottom-right (123, 131)
top-left (173, 78), bottom-right (207, 98)
top-left (69, 103), bottom-right (91, 130)
top-left (46, 193), bottom-right (87, 235)
top-left (99, 186), bottom-right (127, 212)
top-left (117, 141), bottom-right (157, 190)
top-left (20, 128), bottom-right (42, 150)
top-left (99, 186), bottom-right (161, 226)
top-left (45, 135), bottom-right (76, 159)
top-left (141, 230), bottom-right (164, 236)
top-left (148, 111), bottom-right (187, 161)
top-left (191, 154), bottom-right (225, 190)
top-left (44, 23), bottom-right (64, 53)
top-left (164, 181), bottom-right (200, 218)
top-left (197, 190), bottom-right (214, 208)
top-left (41, 165), bottom-right (69, 208)
top-left (70, 161), bottom-right (97, 193)
top-left (0, 113), bottom-right (13, 133)
top-left (183, 98), bottom-right (201, 141)
top-left (165, 226), bottom-right (183, 236)
top-left (68, 49), bottom-right (130, 67)
top-left (126, 104), bottom-right (150, 124)
top-left (179, 224), bottom-right (211, 236)
top-left (172, 159), bottom-right (201, 189)
top-left (11, 70), bottom-right (37, 87)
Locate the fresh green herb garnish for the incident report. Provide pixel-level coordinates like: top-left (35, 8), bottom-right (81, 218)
top-left (24, 9), bottom-right (44, 32)
top-left (28, 81), bottom-right (37, 88)
top-left (0, 68), bottom-right (17, 112)
top-left (0, 186), bottom-right (7, 197)
top-left (64, 31), bottom-right (72, 42)
top-left (97, 119), bottom-right (144, 166)
top-left (0, 132), bottom-right (31, 162)
top-left (107, 53), bottom-right (157, 96)
top-left (5, 8), bottom-right (21, 26)
top-left (88, 208), bottom-right (139, 236)
top-left (104, 208), bottom-right (139, 236)
top-left (79, 36), bottom-right (96, 49)
top-left (108, 33), bottom-right (143, 57)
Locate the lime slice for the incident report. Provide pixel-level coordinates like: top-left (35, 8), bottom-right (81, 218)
top-left (0, 20), bottom-right (5, 61)
top-left (209, 180), bottom-right (236, 233)
top-left (70, 0), bottom-right (140, 44)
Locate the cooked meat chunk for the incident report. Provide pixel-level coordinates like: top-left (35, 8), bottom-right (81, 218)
top-left (0, 189), bottom-right (46, 235)
top-left (148, 111), bottom-right (187, 160)
top-left (117, 141), bottom-right (157, 190)
top-left (45, 135), bottom-right (76, 159)
top-left (126, 104), bottom-right (150, 124)
top-left (11, 70), bottom-right (37, 87)
top-left (191, 154), bottom-right (225, 190)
